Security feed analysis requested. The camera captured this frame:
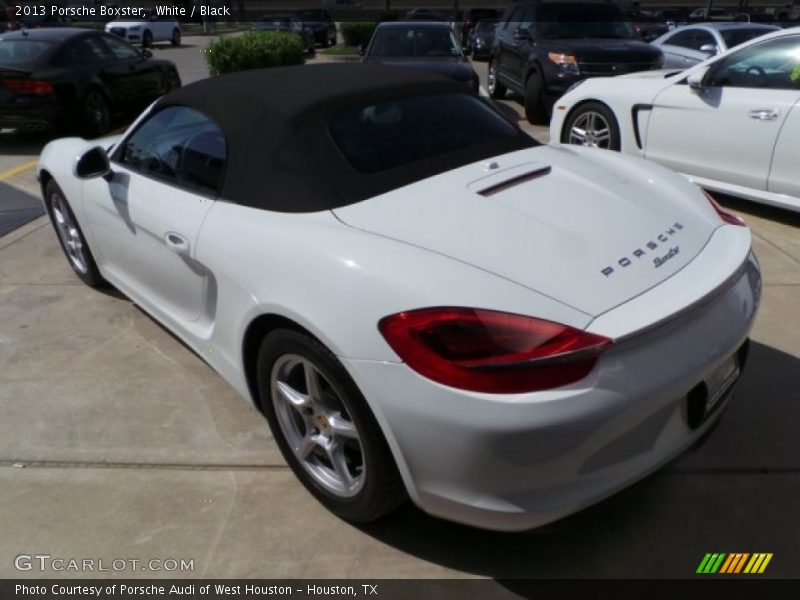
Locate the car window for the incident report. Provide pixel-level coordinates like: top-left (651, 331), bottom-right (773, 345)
top-left (101, 34), bottom-right (141, 60)
top-left (329, 93), bottom-right (529, 174)
top-left (663, 30), bottom-right (697, 49)
top-left (80, 36), bottom-right (115, 63)
top-left (533, 4), bottom-right (637, 40)
top-left (518, 5), bottom-right (535, 32)
top-left (0, 39), bottom-right (51, 68)
top-left (721, 28), bottom-right (776, 48)
top-left (500, 6), bottom-right (524, 32)
top-left (118, 106), bottom-right (227, 195)
top-left (692, 30), bottom-right (716, 49)
top-left (706, 36), bottom-right (800, 90)
top-left (370, 27), bottom-right (460, 58)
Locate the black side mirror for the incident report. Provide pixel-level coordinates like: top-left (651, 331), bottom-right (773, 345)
top-left (358, 43), bottom-right (366, 56)
top-left (74, 146), bottom-right (112, 180)
top-left (513, 27), bottom-right (532, 42)
top-left (142, 49), bottom-right (153, 59)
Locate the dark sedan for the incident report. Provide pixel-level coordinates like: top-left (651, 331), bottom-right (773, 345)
top-left (362, 22), bottom-right (478, 93)
top-left (0, 28), bottom-right (180, 136)
top-left (252, 15), bottom-right (316, 54)
top-left (296, 9), bottom-right (337, 47)
top-left (467, 19), bottom-right (497, 60)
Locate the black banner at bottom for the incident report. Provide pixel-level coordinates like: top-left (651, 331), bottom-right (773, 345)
top-left (3, 579), bottom-right (800, 600)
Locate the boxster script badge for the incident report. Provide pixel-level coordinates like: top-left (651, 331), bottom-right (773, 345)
top-left (654, 246), bottom-right (679, 268)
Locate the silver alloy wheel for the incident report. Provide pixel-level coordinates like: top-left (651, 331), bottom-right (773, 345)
top-left (569, 111), bottom-right (612, 149)
top-left (271, 354), bottom-right (365, 498)
top-left (50, 193), bottom-right (88, 274)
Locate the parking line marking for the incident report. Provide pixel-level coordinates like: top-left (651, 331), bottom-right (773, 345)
top-left (0, 159), bottom-right (38, 182)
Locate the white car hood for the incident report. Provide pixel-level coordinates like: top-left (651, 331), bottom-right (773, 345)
top-left (334, 145), bottom-right (721, 317)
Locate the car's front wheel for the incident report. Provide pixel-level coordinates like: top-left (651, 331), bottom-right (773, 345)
top-left (563, 102), bottom-right (621, 151)
top-left (45, 180), bottom-right (105, 288)
top-left (257, 329), bottom-right (405, 522)
top-left (171, 28), bottom-right (181, 47)
top-left (524, 71), bottom-right (547, 125)
top-left (487, 59), bottom-right (506, 99)
top-left (142, 30), bottom-right (153, 48)
top-left (82, 89), bottom-right (111, 137)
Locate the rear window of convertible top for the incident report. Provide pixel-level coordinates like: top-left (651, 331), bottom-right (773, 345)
top-left (329, 93), bottom-right (523, 174)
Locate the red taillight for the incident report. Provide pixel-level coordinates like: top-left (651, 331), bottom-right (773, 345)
top-left (378, 307), bottom-right (612, 394)
top-left (2, 79), bottom-right (55, 96)
top-left (704, 190), bottom-right (745, 227)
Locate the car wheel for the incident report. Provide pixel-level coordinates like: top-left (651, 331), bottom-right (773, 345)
top-left (142, 30), bottom-right (153, 48)
top-left (257, 329), bottom-right (405, 523)
top-left (163, 69), bottom-right (181, 94)
top-left (83, 89), bottom-right (111, 137)
top-left (524, 71), bottom-right (547, 125)
top-left (45, 180), bottom-right (105, 288)
top-left (487, 59), bottom-right (506, 99)
top-left (171, 28), bottom-right (181, 47)
top-left (563, 102), bottom-right (621, 151)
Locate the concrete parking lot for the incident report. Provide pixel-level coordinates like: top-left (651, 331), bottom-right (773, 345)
top-left (1, 35), bottom-right (800, 582)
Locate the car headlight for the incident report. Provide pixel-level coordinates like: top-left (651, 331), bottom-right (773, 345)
top-left (548, 52), bottom-right (580, 75)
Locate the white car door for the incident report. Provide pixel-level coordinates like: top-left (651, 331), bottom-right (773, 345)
top-left (157, 17), bottom-right (176, 41)
top-left (644, 35), bottom-right (800, 192)
top-left (82, 106), bottom-right (226, 328)
top-left (768, 99), bottom-right (800, 206)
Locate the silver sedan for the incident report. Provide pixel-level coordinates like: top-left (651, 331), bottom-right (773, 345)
top-left (652, 22), bottom-right (780, 69)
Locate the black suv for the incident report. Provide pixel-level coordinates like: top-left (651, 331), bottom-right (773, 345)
top-left (488, 0), bottom-right (664, 123)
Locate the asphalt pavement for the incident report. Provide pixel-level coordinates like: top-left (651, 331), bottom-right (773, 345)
top-left (1, 36), bottom-right (799, 581)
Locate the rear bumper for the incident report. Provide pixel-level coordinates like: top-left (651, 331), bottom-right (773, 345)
top-left (343, 250), bottom-right (760, 531)
top-left (0, 104), bottom-right (58, 131)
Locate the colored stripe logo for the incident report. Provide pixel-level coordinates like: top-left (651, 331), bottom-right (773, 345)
top-left (697, 553), bottom-right (773, 574)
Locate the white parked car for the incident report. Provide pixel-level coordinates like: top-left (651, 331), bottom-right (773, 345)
top-left (652, 22), bottom-right (780, 69)
top-left (37, 65), bottom-right (760, 531)
top-left (551, 27), bottom-right (800, 213)
top-left (105, 10), bottom-right (181, 48)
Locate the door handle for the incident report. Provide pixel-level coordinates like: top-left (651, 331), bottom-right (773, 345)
top-left (749, 108), bottom-right (780, 121)
top-left (164, 232), bottom-right (190, 256)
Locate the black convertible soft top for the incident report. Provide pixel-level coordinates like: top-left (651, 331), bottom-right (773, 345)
top-left (155, 64), bottom-right (535, 212)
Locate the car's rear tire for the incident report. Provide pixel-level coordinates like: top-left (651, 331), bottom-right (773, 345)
top-left (257, 329), bottom-right (406, 523)
top-left (44, 180), bottom-right (105, 288)
top-left (82, 89), bottom-right (111, 137)
top-left (524, 71), bottom-right (548, 125)
top-left (142, 30), bottom-right (153, 48)
top-left (171, 28), bottom-right (181, 47)
top-left (487, 59), bottom-right (506, 99)
top-left (563, 102), bottom-right (621, 151)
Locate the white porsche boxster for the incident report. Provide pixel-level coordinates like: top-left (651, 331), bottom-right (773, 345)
top-left (550, 27), bottom-right (800, 213)
top-left (38, 64), bottom-right (760, 531)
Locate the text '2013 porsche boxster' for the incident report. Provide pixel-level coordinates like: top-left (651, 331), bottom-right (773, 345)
top-left (38, 64), bottom-right (760, 531)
